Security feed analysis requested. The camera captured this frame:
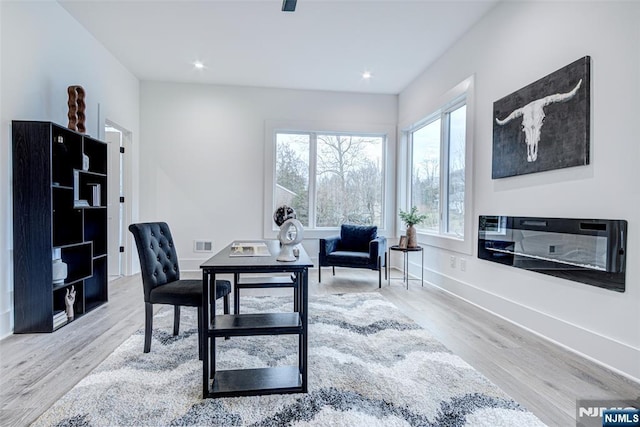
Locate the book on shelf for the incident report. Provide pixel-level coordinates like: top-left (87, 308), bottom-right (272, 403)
top-left (53, 320), bottom-right (68, 329)
top-left (229, 241), bottom-right (271, 257)
top-left (88, 183), bottom-right (101, 207)
top-left (53, 310), bottom-right (68, 327)
top-left (53, 319), bottom-right (66, 326)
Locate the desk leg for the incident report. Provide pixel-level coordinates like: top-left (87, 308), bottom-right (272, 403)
top-left (233, 273), bottom-right (240, 314)
top-left (201, 270), bottom-right (210, 398)
top-left (299, 269), bottom-right (308, 392)
top-left (387, 249), bottom-right (391, 286)
top-left (211, 273), bottom-right (217, 379)
top-left (293, 273), bottom-right (299, 312)
top-left (296, 271), bottom-right (302, 372)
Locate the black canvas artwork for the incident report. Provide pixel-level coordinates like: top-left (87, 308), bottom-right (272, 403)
top-left (492, 56), bottom-right (590, 179)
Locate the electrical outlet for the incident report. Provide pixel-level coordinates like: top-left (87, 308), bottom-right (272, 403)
top-left (450, 256), bottom-right (456, 268)
top-left (460, 258), bottom-right (466, 271)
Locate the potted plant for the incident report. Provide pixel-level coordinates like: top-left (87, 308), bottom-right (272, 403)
top-left (399, 206), bottom-right (427, 248)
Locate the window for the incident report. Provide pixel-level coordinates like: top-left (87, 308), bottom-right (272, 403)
top-left (408, 97), bottom-right (466, 238)
top-left (275, 131), bottom-right (385, 229)
top-left (275, 133), bottom-right (310, 225)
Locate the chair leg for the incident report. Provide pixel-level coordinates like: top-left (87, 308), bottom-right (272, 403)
top-left (144, 302), bottom-right (153, 353)
top-left (318, 265), bottom-right (322, 283)
top-left (384, 252), bottom-right (388, 280)
top-left (378, 256), bottom-right (382, 288)
top-left (233, 283), bottom-right (240, 314)
top-left (210, 286), bottom-right (214, 322)
top-left (173, 305), bottom-right (180, 336)
top-left (223, 294), bottom-right (230, 315)
top-left (224, 294), bottom-right (231, 340)
top-left (332, 266), bottom-right (335, 276)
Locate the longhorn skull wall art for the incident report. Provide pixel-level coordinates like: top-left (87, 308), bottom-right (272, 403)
top-left (492, 56), bottom-right (590, 178)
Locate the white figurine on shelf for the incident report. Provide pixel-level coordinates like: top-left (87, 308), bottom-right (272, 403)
top-left (65, 286), bottom-right (76, 320)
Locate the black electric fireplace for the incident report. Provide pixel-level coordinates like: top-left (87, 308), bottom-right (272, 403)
top-left (478, 216), bottom-right (627, 292)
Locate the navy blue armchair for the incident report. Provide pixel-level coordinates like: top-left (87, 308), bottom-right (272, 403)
top-left (318, 224), bottom-right (387, 287)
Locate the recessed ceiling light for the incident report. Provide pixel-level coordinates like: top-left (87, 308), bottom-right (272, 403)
top-left (362, 71), bottom-right (372, 79)
top-left (194, 61), bottom-right (205, 70)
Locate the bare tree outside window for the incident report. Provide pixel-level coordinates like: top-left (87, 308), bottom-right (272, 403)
top-left (447, 105), bottom-right (466, 236)
top-left (275, 131), bottom-right (384, 228)
top-left (409, 99), bottom-right (466, 238)
top-left (275, 133), bottom-right (309, 226)
top-left (316, 134), bottom-right (383, 227)
top-left (411, 119), bottom-right (441, 232)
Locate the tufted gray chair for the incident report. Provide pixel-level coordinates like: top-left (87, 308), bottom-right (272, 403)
top-left (128, 222), bottom-right (231, 356)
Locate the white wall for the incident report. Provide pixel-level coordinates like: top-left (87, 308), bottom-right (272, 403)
top-left (399, 1), bottom-right (640, 380)
top-left (0, 1), bottom-right (140, 338)
top-left (139, 81), bottom-right (397, 270)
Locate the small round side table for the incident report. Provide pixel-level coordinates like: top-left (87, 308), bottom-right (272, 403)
top-left (388, 245), bottom-right (424, 289)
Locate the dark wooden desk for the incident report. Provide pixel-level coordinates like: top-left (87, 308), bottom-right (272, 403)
top-left (200, 240), bottom-right (312, 398)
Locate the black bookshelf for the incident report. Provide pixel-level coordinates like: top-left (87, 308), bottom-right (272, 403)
top-left (12, 121), bottom-right (108, 333)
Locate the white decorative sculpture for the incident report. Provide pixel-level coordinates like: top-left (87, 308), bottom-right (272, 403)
top-left (65, 286), bottom-right (76, 320)
top-left (277, 218), bottom-right (304, 262)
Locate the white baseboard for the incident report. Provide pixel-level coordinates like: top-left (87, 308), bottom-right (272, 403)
top-left (0, 309), bottom-right (12, 339)
top-left (410, 261), bottom-right (640, 383)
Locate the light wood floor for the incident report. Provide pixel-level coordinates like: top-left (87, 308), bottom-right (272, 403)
top-left (1, 268), bottom-right (638, 426)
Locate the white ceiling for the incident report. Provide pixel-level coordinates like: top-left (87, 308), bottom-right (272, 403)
top-left (59, 0), bottom-right (498, 94)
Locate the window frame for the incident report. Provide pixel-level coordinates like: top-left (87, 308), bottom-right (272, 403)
top-left (398, 76), bottom-right (475, 255)
top-left (408, 97), bottom-right (466, 237)
top-left (264, 120), bottom-right (395, 240)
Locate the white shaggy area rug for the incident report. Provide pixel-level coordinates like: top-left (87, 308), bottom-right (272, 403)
top-left (33, 293), bottom-right (545, 426)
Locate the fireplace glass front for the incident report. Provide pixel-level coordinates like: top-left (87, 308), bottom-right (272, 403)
top-left (478, 216), bottom-right (627, 292)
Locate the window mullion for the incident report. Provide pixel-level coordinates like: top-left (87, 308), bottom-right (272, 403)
top-left (440, 111), bottom-right (450, 234)
top-left (308, 132), bottom-right (317, 229)
top-left (407, 132), bottom-right (414, 211)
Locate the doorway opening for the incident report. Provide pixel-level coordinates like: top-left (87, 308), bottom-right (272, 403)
top-left (105, 121), bottom-right (132, 280)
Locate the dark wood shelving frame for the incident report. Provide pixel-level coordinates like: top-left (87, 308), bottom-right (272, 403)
top-left (12, 120), bottom-right (108, 333)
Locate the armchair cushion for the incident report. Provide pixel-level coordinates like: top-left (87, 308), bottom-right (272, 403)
top-left (326, 251), bottom-right (372, 266)
top-left (340, 224), bottom-right (378, 252)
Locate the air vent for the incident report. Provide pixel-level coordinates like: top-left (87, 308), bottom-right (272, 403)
top-left (194, 240), bottom-right (213, 253)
